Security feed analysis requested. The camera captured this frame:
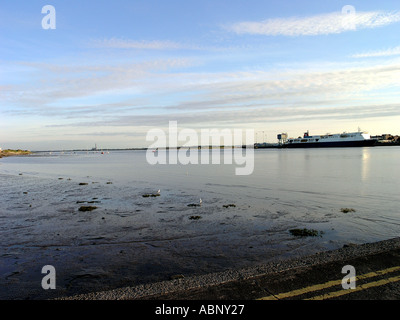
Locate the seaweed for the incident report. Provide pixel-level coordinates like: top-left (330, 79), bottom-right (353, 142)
top-left (341, 208), bottom-right (356, 213)
top-left (142, 193), bottom-right (160, 198)
top-left (289, 228), bottom-right (323, 237)
top-left (189, 215), bottom-right (202, 220)
top-left (223, 204), bottom-right (236, 208)
top-left (187, 203), bottom-right (201, 207)
top-left (78, 206), bottom-right (98, 212)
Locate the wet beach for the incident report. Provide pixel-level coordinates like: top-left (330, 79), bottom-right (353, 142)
top-left (1, 148), bottom-right (399, 299)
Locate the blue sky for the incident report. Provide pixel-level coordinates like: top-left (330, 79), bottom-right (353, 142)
top-left (1, 0), bottom-right (400, 150)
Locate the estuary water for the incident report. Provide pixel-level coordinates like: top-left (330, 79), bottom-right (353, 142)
top-left (0, 146), bottom-right (399, 299)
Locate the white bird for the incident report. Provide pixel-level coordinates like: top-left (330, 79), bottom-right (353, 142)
top-left (157, 189), bottom-right (161, 194)
top-left (199, 198), bottom-right (202, 205)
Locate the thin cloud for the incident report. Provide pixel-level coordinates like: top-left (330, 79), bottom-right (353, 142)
top-left (227, 10), bottom-right (400, 36)
top-left (65, 131), bottom-right (145, 137)
top-left (352, 46), bottom-right (400, 58)
top-left (91, 38), bottom-right (204, 50)
top-left (2, 58), bottom-right (192, 107)
top-left (45, 102), bottom-right (400, 129)
top-left (5, 60), bottom-right (400, 123)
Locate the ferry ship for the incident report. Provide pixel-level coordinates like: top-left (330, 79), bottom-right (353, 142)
top-left (279, 131), bottom-right (377, 148)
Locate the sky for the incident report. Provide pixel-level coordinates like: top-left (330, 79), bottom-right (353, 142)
top-left (1, 0), bottom-right (400, 150)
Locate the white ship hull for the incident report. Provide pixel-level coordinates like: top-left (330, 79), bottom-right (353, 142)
top-left (281, 131), bottom-right (377, 148)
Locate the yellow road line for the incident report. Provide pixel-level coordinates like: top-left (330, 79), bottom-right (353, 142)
top-left (258, 266), bottom-right (400, 300)
top-left (307, 274), bottom-right (400, 300)
top-left (259, 279), bottom-right (341, 300)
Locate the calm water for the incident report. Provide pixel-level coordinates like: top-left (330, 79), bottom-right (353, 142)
top-left (0, 147), bottom-right (399, 299)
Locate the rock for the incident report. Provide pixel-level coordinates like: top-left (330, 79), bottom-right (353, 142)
top-left (189, 215), bottom-right (202, 220)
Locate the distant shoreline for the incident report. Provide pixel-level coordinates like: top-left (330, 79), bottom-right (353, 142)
top-left (0, 149), bottom-right (32, 158)
top-left (1, 141), bottom-right (398, 156)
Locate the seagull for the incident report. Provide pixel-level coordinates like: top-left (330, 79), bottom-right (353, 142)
top-left (157, 189), bottom-right (161, 194)
top-left (199, 198), bottom-right (202, 205)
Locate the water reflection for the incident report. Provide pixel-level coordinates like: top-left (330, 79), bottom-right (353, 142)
top-left (361, 147), bottom-right (371, 182)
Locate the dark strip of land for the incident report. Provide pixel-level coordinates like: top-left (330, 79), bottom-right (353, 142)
top-left (0, 149), bottom-right (32, 158)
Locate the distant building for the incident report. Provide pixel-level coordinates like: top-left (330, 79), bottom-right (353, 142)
top-left (371, 134), bottom-right (399, 144)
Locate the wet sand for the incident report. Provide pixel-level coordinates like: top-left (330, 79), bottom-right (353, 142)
top-left (0, 171), bottom-right (338, 300)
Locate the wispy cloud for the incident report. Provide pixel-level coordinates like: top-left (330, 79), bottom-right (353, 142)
top-left (91, 38), bottom-right (208, 51)
top-left (6, 60), bottom-right (400, 109)
top-left (2, 58), bottom-right (192, 108)
top-left (45, 102), bottom-right (400, 129)
top-left (352, 46), bottom-right (400, 58)
top-left (33, 60), bottom-right (400, 130)
top-left (4, 55), bottom-right (400, 135)
top-left (227, 10), bottom-right (400, 36)
top-left (92, 38), bottom-right (186, 50)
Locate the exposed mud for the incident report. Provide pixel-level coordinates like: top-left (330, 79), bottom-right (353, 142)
top-left (0, 172), bottom-right (337, 300)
